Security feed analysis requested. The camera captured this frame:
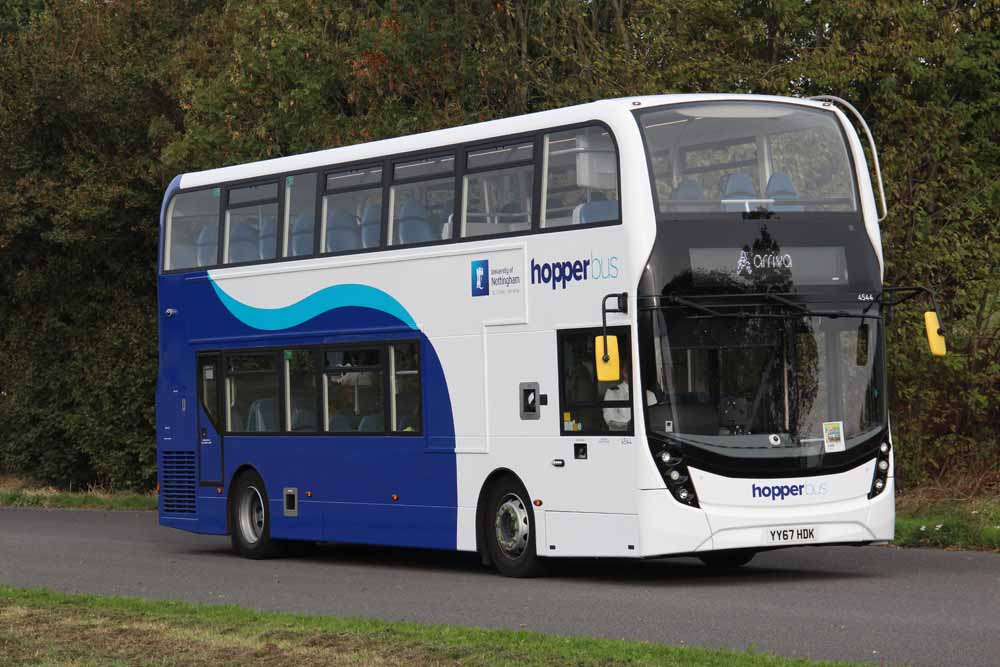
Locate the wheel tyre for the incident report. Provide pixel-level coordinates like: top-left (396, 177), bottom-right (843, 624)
top-left (698, 549), bottom-right (755, 569)
top-left (230, 470), bottom-right (282, 559)
top-left (485, 475), bottom-right (545, 578)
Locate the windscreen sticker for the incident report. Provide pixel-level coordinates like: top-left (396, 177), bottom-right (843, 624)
top-left (822, 421), bottom-right (845, 453)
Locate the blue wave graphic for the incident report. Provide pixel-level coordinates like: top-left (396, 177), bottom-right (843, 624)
top-left (209, 280), bottom-right (417, 331)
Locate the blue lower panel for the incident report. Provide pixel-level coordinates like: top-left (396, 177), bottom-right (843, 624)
top-left (320, 502), bottom-right (455, 549)
top-left (197, 495), bottom-right (229, 534)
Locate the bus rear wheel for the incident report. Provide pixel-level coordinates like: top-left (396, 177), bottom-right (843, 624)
top-left (485, 475), bottom-right (545, 578)
top-left (230, 470), bottom-right (281, 559)
top-left (698, 549), bottom-right (755, 569)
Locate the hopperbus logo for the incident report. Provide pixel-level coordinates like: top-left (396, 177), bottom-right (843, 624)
top-left (530, 253), bottom-right (620, 290)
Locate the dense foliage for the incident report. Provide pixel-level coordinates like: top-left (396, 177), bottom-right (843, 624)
top-left (0, 1), bottom-right (996, 490)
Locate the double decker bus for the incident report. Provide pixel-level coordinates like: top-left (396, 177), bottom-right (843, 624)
top-left (157, 94), bottom-right (945, 576)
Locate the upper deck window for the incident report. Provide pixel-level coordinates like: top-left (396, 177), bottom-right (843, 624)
top-left (164, 188), bottom-right (220, 271)
top-left (389, 155), bottom-right (455, 246)
top-left (540, 126), bottom-right (620, 228)
top-left (638, 102), bottom-right (856, 216)
top-left (462, 142), bottom-right (535, 238)
top-left (322, 166), bottom-right (384, 253)
top-left (224, 181), bottom-right (279, 265)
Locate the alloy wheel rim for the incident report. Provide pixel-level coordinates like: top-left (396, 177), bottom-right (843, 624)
top-left (238, 485), bottom-right (265, 544)
top-left (495, 492), bottom-right (530, 559)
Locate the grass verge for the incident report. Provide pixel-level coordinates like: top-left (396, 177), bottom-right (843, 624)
top-left (894, 495), bottom-right (1000, 551)
top-left (0, 585), bottom-right (856, 667)
top-left (0, 476), bottom-right (155, 511)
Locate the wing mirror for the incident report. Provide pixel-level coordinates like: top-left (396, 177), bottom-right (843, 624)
top-left (596, 292), bottom-right (628, 382)
top-left (881, 287), bottom-right (948, 357)
top-left (924, 311), bottom-right (947, 357)
top-left (595, 335), bottom-right (620, 382)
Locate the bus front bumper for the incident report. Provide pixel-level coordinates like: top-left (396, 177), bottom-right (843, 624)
top-left (637, 458), bottom-right (894, 557)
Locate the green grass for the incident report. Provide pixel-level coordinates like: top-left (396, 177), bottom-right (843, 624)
top-left (0, 585), bottom-right (857, 667)
top-left (894, 496), bottom-right (1000, 551)
top-left (0, 477), bottom-right (156, 511)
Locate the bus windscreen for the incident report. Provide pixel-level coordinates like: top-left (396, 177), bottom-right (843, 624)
top-left (638, 102), bottom-right (857, 216)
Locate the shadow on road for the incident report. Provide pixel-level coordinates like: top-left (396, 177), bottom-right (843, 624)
top-left (175, 540), bottom-right (874, 586)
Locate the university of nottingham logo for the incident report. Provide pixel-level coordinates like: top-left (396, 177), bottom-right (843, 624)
top-left (735, 250), bottom-right (753, 276)
top-left (471, 259), bottom-right (489, 297)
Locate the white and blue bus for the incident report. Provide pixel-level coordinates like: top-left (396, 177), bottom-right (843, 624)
top-left (157, 94), bottom-right (945, 576)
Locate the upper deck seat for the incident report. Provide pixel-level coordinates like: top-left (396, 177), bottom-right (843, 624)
top-left (396, 200), bottom-right (436, 244)
top-left (669, 179), bottom-right (708, 206)
top-left (171, 242), bottom-right (197, 270)
top-left (325, 209), bottom-right (361, 253)
top-left (573, 198), bottom-right (619, 225)
top-left (195, 225), bottom-right (218, 267)
top-left (765, 172), bottom-right (804, 212)
top-left (228, 222), bottom-right (260, 264)
top-left (289, 213), bottom-right (314, 256)
top-left (258, 215), bottom-right (277, 259)
top-left (360, 204), bottom-right (381, 248)
top-left (721, 173), bottom-right (758, 212)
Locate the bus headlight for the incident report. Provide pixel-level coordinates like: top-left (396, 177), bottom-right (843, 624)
top-left (649, 440), bottom-right (700, 507)
top-left (869, 439), bottom-right (891, 499)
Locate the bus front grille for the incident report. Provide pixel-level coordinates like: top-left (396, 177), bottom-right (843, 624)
top-left (161, 451), bottom-right (197, 514)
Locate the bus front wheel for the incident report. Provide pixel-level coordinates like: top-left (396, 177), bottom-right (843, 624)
top-left (484, 475), bottom-right (545, 578)
top-left (230, 470), bottom-right (281, 559)
top-left (698, 549), bottom-right (755, 568)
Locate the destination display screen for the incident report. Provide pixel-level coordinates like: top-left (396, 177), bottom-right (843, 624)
top-left (689, 246), bottom-right (849, 286)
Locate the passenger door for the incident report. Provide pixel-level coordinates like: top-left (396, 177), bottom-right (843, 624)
top-left (196, 353), bottom-right (224, 485)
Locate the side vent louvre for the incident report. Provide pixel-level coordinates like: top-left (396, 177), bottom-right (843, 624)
top-left (161, 451), bottom-right (197, 514)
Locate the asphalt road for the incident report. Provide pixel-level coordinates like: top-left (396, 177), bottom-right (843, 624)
top-left (1, 509), bottom-right (998, 666)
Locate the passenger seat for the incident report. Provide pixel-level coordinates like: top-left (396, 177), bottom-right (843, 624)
top-left (765, 172), bottom-right (804, 212)
top-left (360, 204), bottom-right (381, 248)
top-left (396, 200), bottom-right (436, 244)
top-left (721, 173), bottom-right (758, 212)
top-left (288, 213), bottom-right (315, 256)
top-left (325, 209), bottom-right (361, 253)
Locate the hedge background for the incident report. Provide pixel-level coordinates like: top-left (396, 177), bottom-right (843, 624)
top-left (0, 0), bottom-right (997, 491)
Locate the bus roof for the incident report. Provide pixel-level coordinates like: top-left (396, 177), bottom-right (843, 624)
top-left (177, 94), bottom-right (830, 190)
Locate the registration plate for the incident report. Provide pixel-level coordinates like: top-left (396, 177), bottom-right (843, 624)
top-left (764, 526), bottom-right (817, 544)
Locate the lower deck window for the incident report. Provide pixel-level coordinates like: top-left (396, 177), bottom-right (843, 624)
top-left (210, 341), bottom-right (422, 436)
top-left (226, 354), bottom-right (280, 433)
top-left (324, 348), bottom-right (385, 433)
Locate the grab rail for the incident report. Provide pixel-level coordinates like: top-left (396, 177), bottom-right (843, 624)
top-left (809, 95), bottom-right (888, 222)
